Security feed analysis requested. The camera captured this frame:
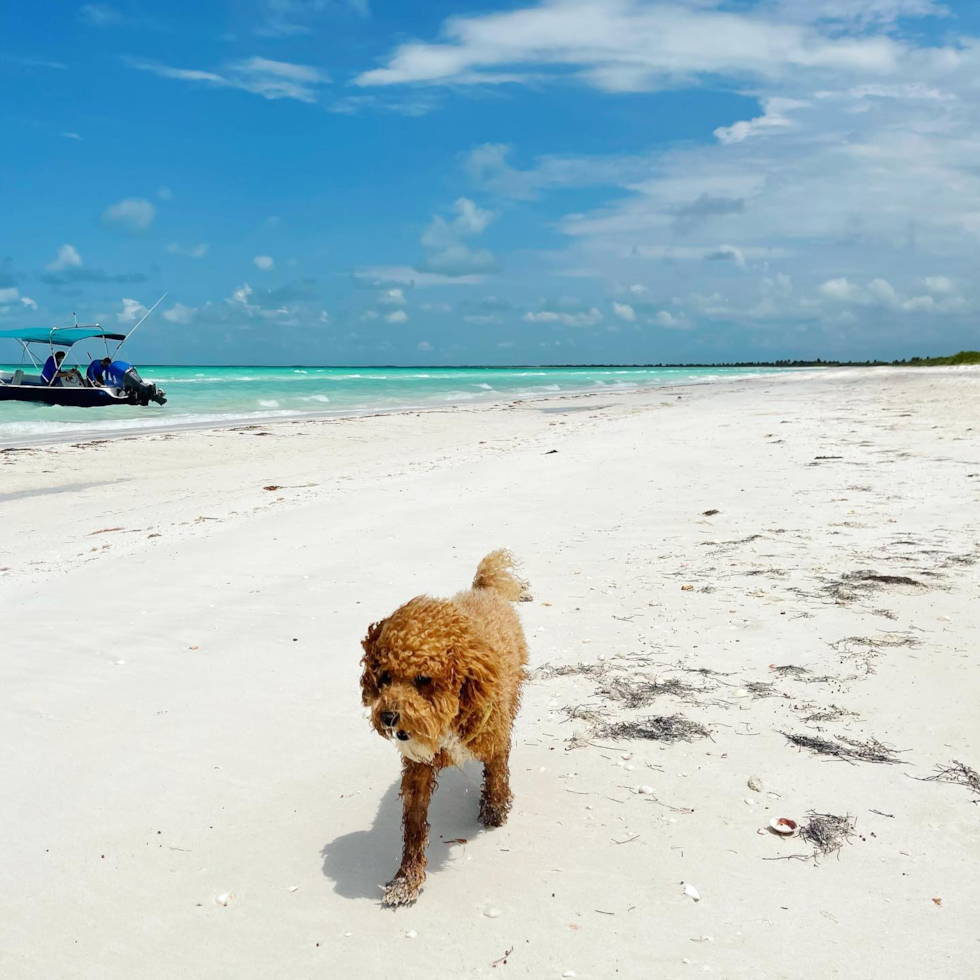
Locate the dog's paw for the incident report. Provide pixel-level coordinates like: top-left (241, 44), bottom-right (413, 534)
top-left (382, 875), bottom-right (422, 908)
top-left (479, 801), bottom-right (510, 828)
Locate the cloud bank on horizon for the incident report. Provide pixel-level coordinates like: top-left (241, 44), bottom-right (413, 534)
top-left (2, 0), bottom-right (979, 363)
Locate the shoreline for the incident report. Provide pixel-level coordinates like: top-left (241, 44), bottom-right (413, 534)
top-left (0, 365), bottom-right (813, 450)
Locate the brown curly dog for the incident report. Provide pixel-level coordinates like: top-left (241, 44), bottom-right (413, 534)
top-left (360, 550), bottom-right (531, 907)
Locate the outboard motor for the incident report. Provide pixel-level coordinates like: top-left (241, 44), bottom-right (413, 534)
top-left (118, 365), bottom-right (167, 405)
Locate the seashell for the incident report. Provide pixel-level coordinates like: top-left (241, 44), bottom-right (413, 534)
top-left (563, 972), bottom-right (577, 978)
top-left (215, 892), bottom-right (232, 906)
top-left (747, 775), bottom-right (763, 792)
top-left (637, 785), bottom-right (656, 795)
top-left (769, 817), bottom-right (798, 835)
top-left (732, 688), bottom-right (749, 698)
top-left (405, 929), bottom-right (417, 939)
top-left (744, 797), bottom-right (757, 806)
top-left (484, 907), bottom-right (502, 918)
top-left (683, 883), bottom-right (701, 902)
top-left (288, 885), bottom-right (299, 892)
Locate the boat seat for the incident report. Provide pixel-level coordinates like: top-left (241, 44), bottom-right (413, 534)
top-left (11, 369), bottom-right (24, 385)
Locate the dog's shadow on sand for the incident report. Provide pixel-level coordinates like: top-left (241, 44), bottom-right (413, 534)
top-left (320, 765), bottom-right (488, 901)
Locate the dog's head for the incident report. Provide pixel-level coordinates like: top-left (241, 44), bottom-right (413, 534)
top-left (360, 597), bottom-right (498, 764)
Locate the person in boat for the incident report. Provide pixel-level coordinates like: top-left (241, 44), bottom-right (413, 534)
top-left (86, 356), bottom-right (112, 387)
top-left (41, 350), bottom-right (81, 386)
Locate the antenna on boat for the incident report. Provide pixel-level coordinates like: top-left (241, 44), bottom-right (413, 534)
top-left (114, 292), bottom-right (167, 356)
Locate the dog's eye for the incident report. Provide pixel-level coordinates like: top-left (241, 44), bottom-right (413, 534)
top-left (415, 675), bottom-right (431, 687)
top-left (378, 671), bottom-right (392, 687)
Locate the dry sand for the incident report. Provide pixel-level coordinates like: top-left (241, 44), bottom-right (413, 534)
top-left (1, 368), bottom-right (978, 979)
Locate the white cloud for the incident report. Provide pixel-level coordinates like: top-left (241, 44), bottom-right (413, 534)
top-left (125, 55), bottom-right (330, 103)
top-left (356, 1), bottom-right (907, 91)
top-left (417, 340), bottom-right (433, 351)
top-left (820, 278), bottom-right (857, 301)
top-left (523, 307), bottom-right (603, 327)
top-left (612, 301), bottom-right (636, 321)
top-left (714, 98), bottom-right (809, 145)
top-left (924, 275), bottom-right (953, 294)
top-left (385, 309), bottom-right (409, 324)
top-left (101, 198), bottom-right (156, 232)
top-left (47, 244), bottom-right (82, 271)
top-left (61, 132), bottom-right (82, 141)
top-left (253, 255), bottom-right (275, 270)
top-left (653, 310), bottom-right (677, 327)
top-left (167, 242), bottom-right (209, 258)
top-left (417, 197), bottom-right (498, 277)
top-left (20, 295), bottom-right (38, 310)
top-left (379, 287), bottom-right (407, 305)
top-left (158, 186), bottom-right (173, 200)
top-left (703, 245), bottom-right (747, 270)
top-left (162, 303), bottom-right (195, 324)
top-left (820, 276), bottom-right (942, 312)
top-left (354, 266), bottom-right (487, 287)
top-left (421, 302), bottom-right (452, 312)
top-left (80, 4), bottom-right (121, 27)
top-left (225, 282), bottom-right (291, 319)
top-left (0, 287), bottom-right (20, 303)
top-left (118, 298), bottom-right (148, 323)
top-left (628, 283), bottom-right (647, 294)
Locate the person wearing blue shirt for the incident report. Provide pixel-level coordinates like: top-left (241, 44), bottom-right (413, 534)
top-left (86, 357), bottom-right (112, 387)
top-left (40, 351), bottom-right (79, 385)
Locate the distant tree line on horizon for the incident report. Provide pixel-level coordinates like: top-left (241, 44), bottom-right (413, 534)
top-left (543, 351), bottom-right (980, 369)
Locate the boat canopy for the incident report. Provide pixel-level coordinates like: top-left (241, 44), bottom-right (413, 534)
top-left (0, 326), bottom-right (128, 346)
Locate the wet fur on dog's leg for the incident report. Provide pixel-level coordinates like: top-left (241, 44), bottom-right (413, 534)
top-left (479, 750), bottom-right (513, 828)
top-left (383, 759), bottom-right (437, 907)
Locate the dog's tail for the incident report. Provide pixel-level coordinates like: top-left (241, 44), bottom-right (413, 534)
top-left (472, 549), bottom-right (532, 602)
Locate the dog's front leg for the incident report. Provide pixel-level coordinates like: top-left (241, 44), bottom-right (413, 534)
top-left (479, 750), bottom-right (513, 827)
top-left (383, 759), bottom-right (437, 907)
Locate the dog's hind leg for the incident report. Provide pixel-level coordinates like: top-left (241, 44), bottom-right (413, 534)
top-left (383, 760), bottom-right (437, 907)
top-left (479, 751), bottom-right (513, 828)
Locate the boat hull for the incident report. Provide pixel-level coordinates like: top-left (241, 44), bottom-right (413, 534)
top-left (0, 383), bottom-right (134, 407)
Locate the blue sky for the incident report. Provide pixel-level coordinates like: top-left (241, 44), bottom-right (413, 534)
top-left (2, 1), bottom-right (979, 365)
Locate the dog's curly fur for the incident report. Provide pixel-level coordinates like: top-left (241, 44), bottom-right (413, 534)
top-left (360, 550), bottom-right (531, 907)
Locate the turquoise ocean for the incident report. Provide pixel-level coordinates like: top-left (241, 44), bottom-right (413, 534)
top-left (0, 364), bottom-right (785, 445)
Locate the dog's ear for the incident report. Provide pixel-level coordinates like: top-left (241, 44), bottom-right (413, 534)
top-left (359, 619), bottom-right (387, 702)
top-left (454, 638), bottom-right (500, 744)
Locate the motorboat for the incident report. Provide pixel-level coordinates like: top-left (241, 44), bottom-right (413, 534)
top-left (0, 318), bottom-right (167, 408)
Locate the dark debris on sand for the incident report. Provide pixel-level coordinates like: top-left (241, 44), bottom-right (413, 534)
top-left (801, 812), bottom-right (855, 856)
top-left (593, 714), bottom-right (710, 744)
top-left (917, 760), bottom-right (980, 800)
top-left (824, 569), bottom-right (929, 603)
top-left (782, 731), bottom-right (906, 765)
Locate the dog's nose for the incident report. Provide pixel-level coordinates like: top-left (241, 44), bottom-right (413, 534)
top-left (380, 710), bottom-right (399, 728)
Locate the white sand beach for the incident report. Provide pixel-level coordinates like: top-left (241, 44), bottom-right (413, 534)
top-left (2, 368), bottom-right (978, 979)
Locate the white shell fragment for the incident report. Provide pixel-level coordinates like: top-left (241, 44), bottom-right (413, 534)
top-left (769, 817), bottom-right (798, 835)
top-left (288, 885), bottom-right (299, 893)
top-left (215, 892), bottom-right (232, 906)
top-left (405, 929), bottom-right (417, 939)
top-left (744, 796), bottom-right (757, 806)
top-left (732, 688), bottom-right (749, 698)
top-left (563, 972), bottom-right (577, 978)
top-left (484, 907), bottom-right (502, 918)
top-left (747, 775), bottom-right (763, 792)
top-left (684, 883), bottom-right (701, 902)
top-left (637, 785), bottom-right (656, 795)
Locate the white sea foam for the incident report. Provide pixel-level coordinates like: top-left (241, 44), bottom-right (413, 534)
top-left (258, 399), bottom-right (281, 408)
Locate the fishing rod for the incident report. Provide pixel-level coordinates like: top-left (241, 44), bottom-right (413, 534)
top-left (114, 292), bottom-right (168, 356)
